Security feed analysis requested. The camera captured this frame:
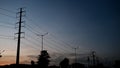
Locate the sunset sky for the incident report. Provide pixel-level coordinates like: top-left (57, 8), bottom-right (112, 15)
top-left (0, 0), bottom-right (120, 66)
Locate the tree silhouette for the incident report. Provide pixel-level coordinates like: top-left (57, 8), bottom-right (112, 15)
top-left (71, 63), bottom-right (85, 68)
top-left (60, 58), bottom-right (69, 68)
top-left (31, 60), bottom-right (35, 67)
top-left (114, 60), bottom-right (120, 68)
top-left (37, 50), bottom-right (50, 68)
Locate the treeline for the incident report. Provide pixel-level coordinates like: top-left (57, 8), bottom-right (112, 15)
top-left (0, 50), bottom-right (120, 68)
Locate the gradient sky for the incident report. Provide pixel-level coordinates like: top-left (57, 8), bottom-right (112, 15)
top-left (0, 0), bottom-right (120, 65)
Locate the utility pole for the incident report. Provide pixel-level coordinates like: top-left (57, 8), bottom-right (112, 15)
top-left (73, 46), bottom-right (79, 63)
top-left (87, 56), bottom-right (90, 67)
top-left (92, 51), bottom-right (96, 66)
top-left (74, 48), bottom-right (77, 63)
top-left (16, 8), bottom-right (25, 65)
top-left (37, 32), bottom-right (48, 51)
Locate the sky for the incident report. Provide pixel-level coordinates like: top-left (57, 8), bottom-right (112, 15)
top-left (0, 0), bottom-right (120, 66)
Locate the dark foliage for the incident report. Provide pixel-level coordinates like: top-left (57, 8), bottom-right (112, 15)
top-left (37, 50), bottom-right (50, 68)
top-left (71, 63), bottom-right (85, 68)
top-left (114, 60), bottom-right (120, 68)
top-left (60, 58), bottom-right (69, 68)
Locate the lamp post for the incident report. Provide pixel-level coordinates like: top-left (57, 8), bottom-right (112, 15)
top-left (37, 32), bottom-right (48, 51)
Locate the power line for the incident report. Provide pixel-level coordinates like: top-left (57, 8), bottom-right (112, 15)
top-left (45, 39), bottom-right (71, 54)
top-left (25, 29), bottom-right (71, 54)
top-left (25, 25), bottom-right (39, 36)
top-left (24, 28), bottom-right (70, 59)
top-left (24, 34), bottom-right (60, 53)
top-left (25, 26), bottom-right (71, 54)
top-left (24, 37), bottom-right (41, 49)
top-left (0, 24), bottom-right (14, 29)
top-left (25, 34), bottom-right (40, 43)
top-left (50, 34), bottom-right (73, 49)
top-left (21, 41), bottom-right (40, 51)
top-left (25, 22), bottom-right (72, 52)
top-left (0, 20), bottom-right (14, 25)
top-left (45, 36), bottom-right (72, 52)
top-left (0, 35), bottom-right (14, 40)
top-left (23, 34), bottom-right (44, 50)
top-left (26, 33), bottom-right (63, 53)
top-left (0, 8), bottom-right (76, 54)
top-left (0, 35), bottom-right (14, 38)
top-left (25, 17), bottom-right (75, 55)
top-left (44, 39), bottom-right (69, 54)
top-left (0, 8), bottom-right (16, 13)
top-left (26, 17), bottom-right (73, 50)
top-left (0, 12), bottom-right (16, 19)
top-left (21, 40), bottom-right (60, 62)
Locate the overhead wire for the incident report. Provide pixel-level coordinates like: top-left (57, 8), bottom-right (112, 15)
top-left (25, 25), bottom-right (71, 54)
top-left (25, 22), bottom-right (72, 53)
top-left (0, 8), bottom-right (75, 57)
top-left (25, 25), bottom-right (39, 36)
top-left (22, 36), bottom-right (58, 55)
top-left (25, 24), bottom-right (61, 51)
top-left (0, 24), bottom-right (15, 29)
top-left (44, 38), bottom-right (71, 53)
top-left (21, 41), bottom-right (40, 51)
top-left (0, 7), bottom-right (73, 51)
top-left (0, 35), bottom-right (14, 40)
top-left (49, 34), bottom-right (73, 49)
top-left (24, 31), bottom-right (65, 54)
top-left (25, 22), bottom-right (84, 59)
top-left (0, 35), bottom-right (14, 38)
top-left (0, 12), bottom-right (16, 19)
top-left (44, 39), bottom-right (69, 54)
top-left (47, 36), bottom-right (72, 51)
top-left (0, 20), bottom-right (14, 25)
top-left (24, 37), bottom-right (40, 48)
top-left (26, 17), bottom-right (73, 50)
top-left (1, 7), bottom-right (43, 54)
top-left (24, 24), bottom-right (70, 56)
top-left (0, 8), bottom-right (16, 13)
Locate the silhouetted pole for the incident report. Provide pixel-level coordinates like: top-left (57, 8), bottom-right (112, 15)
top-left (16, 8), bottom-right (25, 65)
top-left (87, 56), bottom-right (90, 67)
top-left (75, 48), bottom-right (77, 63)
top-left (37, 33), bottom-right (48, 51)
top-left (92, 51), bottom-right (96, 66)
top-left (96, 57), bottom-right (99, 65)
top-left (73, 46), bottom-right (79, 63)
top-left (41, 35), bottom-right (43, 51)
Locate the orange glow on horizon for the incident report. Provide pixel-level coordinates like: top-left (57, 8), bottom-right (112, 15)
top-left (0, 56), bottom-right (15, 66)
top-left (0, 55), bottom-right (33, 66)
top-left (0, 60), bottom-right (15, 66)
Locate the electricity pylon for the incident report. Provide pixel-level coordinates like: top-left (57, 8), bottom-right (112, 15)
top-left (15, 8), bottom-right (25, 65)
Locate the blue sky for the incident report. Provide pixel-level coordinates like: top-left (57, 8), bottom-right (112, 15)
top-left (0, 0), bottom-right (120, 65)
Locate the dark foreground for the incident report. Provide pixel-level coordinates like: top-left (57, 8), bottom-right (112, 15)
top-left (0, 62), bottom-right (120, 68)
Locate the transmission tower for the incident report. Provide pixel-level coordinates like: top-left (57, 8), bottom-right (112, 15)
top-left (15, 8), bottom-right (25, 65)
